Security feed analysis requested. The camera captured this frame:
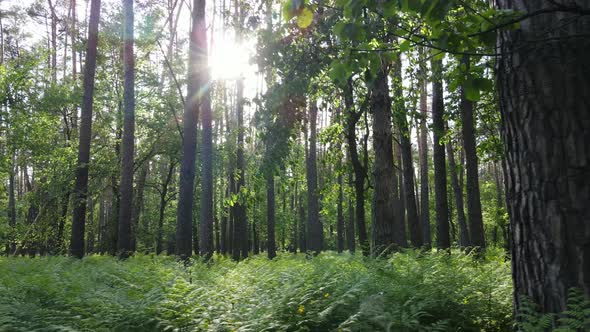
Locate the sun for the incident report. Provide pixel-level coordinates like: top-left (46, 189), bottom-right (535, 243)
top-left (209, 38), bottom-right (254, 81)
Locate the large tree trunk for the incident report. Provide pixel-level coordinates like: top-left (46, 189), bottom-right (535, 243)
top-left (431, 59), bottom-right (450, 250)
top-left (343, 79), bottom-right (368, 255)
top-left (371, 66), bottom-right (405, 254)
top-left (418, 68), bottom-right (431, 248)
top-left (175, 0), bottom-right (202, 259)
top-left (496, 0), bottom-right (590, 314)
top-left (460, 56), bottom-right (486, 251)
top-left (446, 138), bottom-right (469, 248)
top-left (394, 61), bottom-right (422, 248)
top-left (306, 101), bottom-right (322, 253)
top-left (117, 0), bottom-right (135, 257)
top-left (70, 0), bottom-right (101, 258)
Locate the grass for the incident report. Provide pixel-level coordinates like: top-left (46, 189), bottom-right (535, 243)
top-left (0, 249), bottom-right (513, 331)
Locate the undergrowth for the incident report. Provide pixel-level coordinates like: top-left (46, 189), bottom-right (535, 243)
top-left (0, 249), bottom-right (513, 331)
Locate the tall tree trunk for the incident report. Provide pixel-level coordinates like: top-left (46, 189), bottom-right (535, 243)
top-left (460, 56), bottom-right (486, 251)
top-left (199, 0), bottom-right (213, 260)
top-left (175, 0), bottom-right (202, 259)
top-left (306, 101), bottom-right (321, 253)
top-left (47, 0), bottom-right (57, 83)
top-left (371, 65), bottom-right (404, 254)
top-left (418, 69), bottom-right (431, 248)
top-left (8, 151), bottom-right (16, 254)
top-left (431, 59), bottom-right (450, 250)
top-left (344, 79), bottom-right (368, 255)
top-left (267, 175), bottom-right (276, 259)
top-left (496, 0), bottom-right (590, 314)
top-left (70, 0), bottom-right (101, 258)
top-left (157, 160), bottom-right (175, 254)
top-left (346, 165), bottom-right (355, 252)
top-left (446, 138), bottom-right (469, 247)
top-left (337, 172), bottom-right (344, 253)
top-left (394, 61), bottom-right (422, 248)
top-left (117, 0), bottom-right (135, 257)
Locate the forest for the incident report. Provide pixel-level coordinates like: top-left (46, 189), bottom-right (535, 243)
top-left (0, 0), bottom-right (588, 330)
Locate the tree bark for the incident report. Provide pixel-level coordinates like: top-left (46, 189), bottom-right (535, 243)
top-left (371, 65), bottom-right (405, 254)
top-left (496, 0), bottom-right (590, 314)
top-left (70, 0), bottom-right (101, 258)
top-left (431, 59), bottom-right (450, 250)
top-left (117, 0), bottom-right (135, 257)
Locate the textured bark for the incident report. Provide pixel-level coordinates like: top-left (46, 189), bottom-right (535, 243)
top-left (344, 79), bottom-right (369, 255)
top-left (446, 139), bottom-right (469, 247)
top-left (418, 74), bottom-right (431, 248)
top-left (306, 101), bottom-right (322, 253)
top-left (460, 56), bottom-right (486, 251)
top-left (431, 59), bottom-right (450, 250)
top-left (371, 66), bottom-right (405, 254)
top-left (175, 0), bottom-right (202, 259)
top-left (267, 175), bottom-right (276, 259)
top-left (70, 0), bottom-right (100, 258)
top-left (117, 0), bottom-right (135, 257)
top-left (496, 0), bottom-right (590, 314)
top-left (394, 62), bottom-right (422, 248)
top-left (131, 163), bottom-right (148, 252)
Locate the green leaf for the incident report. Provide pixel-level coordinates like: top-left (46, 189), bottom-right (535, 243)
top-left (329, 61), bottom-right (351, 87)
top-left (464, 78), bottom-right (481, 101)
top-left (399, 40), bottom-right (411, 52)
top-left (297, 7), bottom-right (313, 28)
top-left (474, 77), bottom-right (494, 92)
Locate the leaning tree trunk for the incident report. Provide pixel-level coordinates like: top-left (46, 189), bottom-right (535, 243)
top-left (496, 0), bottom-right (590, 315)
top-left (431, 59), bottom-right (450, 250)
top-left (117, 0), bottom-right (135, 257)
top-left (70, 0), bottom-right (101, 258)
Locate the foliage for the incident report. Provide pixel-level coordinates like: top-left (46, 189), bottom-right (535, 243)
top-left (0, 250), bottom-right (512, 331)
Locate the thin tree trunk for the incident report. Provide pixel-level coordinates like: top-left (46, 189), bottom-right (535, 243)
top-left (131, 162), bottom-right (148, 251)
top-left (344, 79), bottom-right (368, 255)
top-left (446, 138), bottom-right (469, 247)
top-left (460, 56), bottom-right (485, 251)
top-left (431, 59), bottom-right (450, 250)
top-left (306, 101), bottom-right (321, 253)
top-left (117, 0), bottom-right (135, 257)
top-left (394, 61), bottom-right (422, 248)
top-left (418, 68), bottom-right (431, 248)
top-left (267, 175), bottom-right (276, 259)
top-left (70, 0), bottom-right (101, 258)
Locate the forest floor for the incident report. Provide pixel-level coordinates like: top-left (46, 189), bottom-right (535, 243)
top-left (0, 250), bottom-right (512, 331)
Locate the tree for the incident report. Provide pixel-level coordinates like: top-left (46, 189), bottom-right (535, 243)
top-left (175, 0), bottom-right (202, 259)
top-left (117, 0), bottom-right (135, 258)
top-left (418, 56), bottom-right (431, 248)
top-left (446, 137), bottom-right (469, 248)
top-left (459, 57), bottom-right (485, 251)
top-left (199, 0), bottom-right (214, 260)
top-left (70, 0), bottom-right (101, 258)
top-left (431, 58), bottom-right (450, 250)
top-left (306, 100), bottom-right (321, 253)
top-left (496, 0), bottom-right (590, 315)
top-left (371, 62), bottom-right (405, 254)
